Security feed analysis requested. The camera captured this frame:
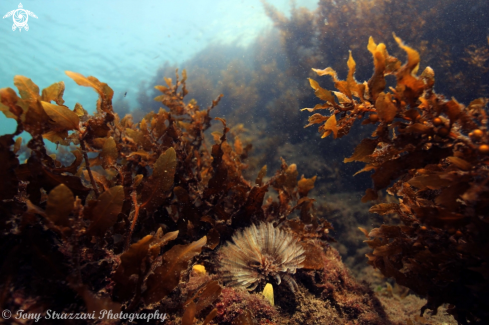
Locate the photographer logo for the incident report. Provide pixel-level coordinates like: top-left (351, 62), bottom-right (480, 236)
top-left (3, 3), bottom-right (38, 32)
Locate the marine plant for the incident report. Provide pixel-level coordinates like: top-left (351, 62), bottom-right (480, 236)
top-left (303, 34), bottom-right (489, 324)
top-left (138, 0), bottom-right (489, 201)
top-left (265, 0), bottom-right (489, 102)
top-left (1, 66), bottom-right (394, 324)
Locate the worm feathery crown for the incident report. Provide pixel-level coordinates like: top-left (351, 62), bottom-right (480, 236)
top-left (220, 222), bottom-right (305, 292)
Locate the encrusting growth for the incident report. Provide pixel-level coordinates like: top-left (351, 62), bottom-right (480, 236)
top-left (220, 222), bottom-right (305, 292)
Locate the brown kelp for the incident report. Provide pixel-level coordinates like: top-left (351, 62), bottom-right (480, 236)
top-left (0, 67), bottom-right (397, 324)
top-left (137, 0), bottom-right (489, 200)
top-left (303, 34), bottom-right (489, 324)
top-left (265, 0), bottom-right (489, 103)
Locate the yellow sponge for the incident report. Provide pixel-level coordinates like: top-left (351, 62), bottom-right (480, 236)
top-left (192, 264), bottom-right (206, 275)
top-left (262, 283), bottom-right (274, 306)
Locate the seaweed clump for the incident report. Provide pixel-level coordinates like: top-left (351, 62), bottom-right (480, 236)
top-left (0, 67), bottom-right (390, 324)
top-left (265, 0), bottom-right (489, 103)
top-left (303, 34), bottom-right (489, 323)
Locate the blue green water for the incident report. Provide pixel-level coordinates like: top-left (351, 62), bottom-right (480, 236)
top-left (0, 0), bottom-right (316, 135)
